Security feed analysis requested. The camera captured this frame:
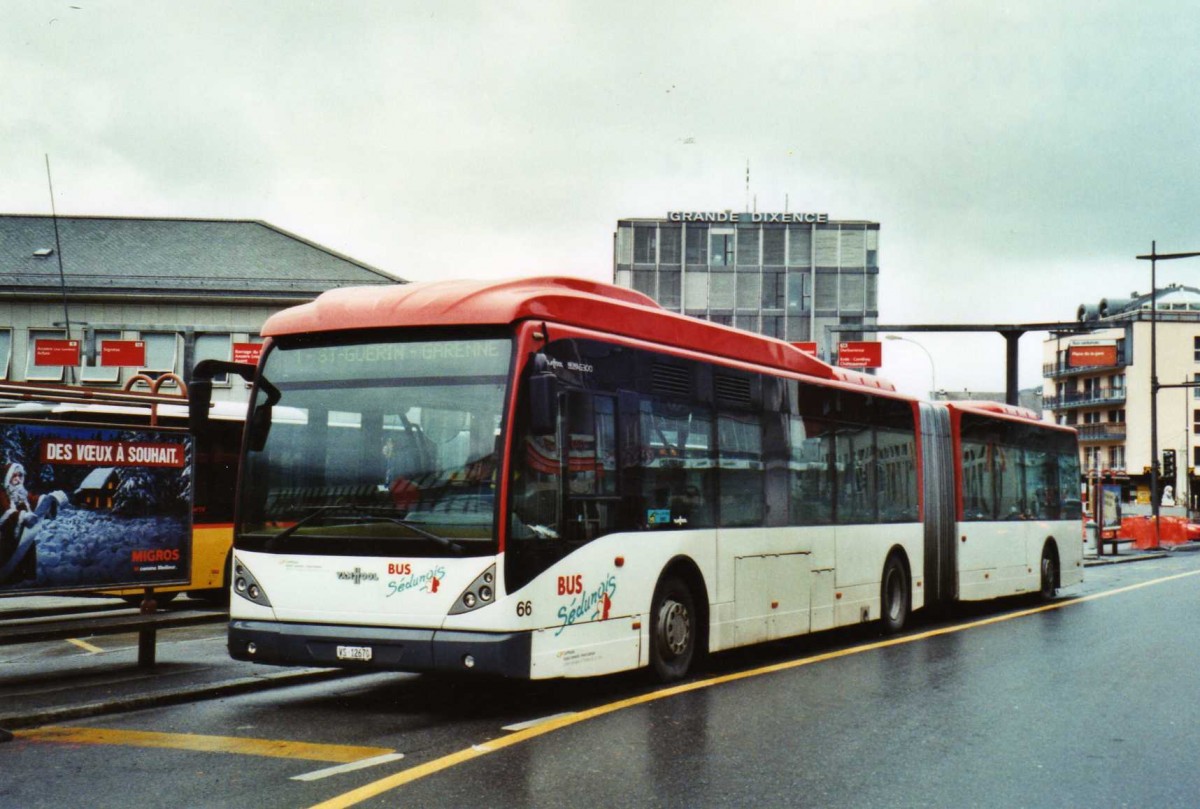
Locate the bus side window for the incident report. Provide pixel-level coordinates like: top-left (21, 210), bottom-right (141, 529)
top-left (632, 396), bottom-right (715, 530)
top-left (835, 423), bottom-right (876, 524)
top-left (718, 410), bottom-right (764, 527)
top-left (788, 414), bottom-right (834, 526)
top-left (563, 392), bottom-right (618, 543)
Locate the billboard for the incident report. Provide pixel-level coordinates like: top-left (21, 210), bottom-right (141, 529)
top-left (1068, 341), bottom-right (1118, 368)
top-left (0, 419), bottom-right (193, 597)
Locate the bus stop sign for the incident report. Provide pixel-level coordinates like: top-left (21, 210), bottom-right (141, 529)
top-left (837, 341), bottom-right (882, 368)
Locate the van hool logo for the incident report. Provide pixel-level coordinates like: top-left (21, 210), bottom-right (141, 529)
top-left (336, 567), bottom-right (379, 585)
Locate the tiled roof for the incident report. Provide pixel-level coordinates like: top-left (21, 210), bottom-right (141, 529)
top-left (0, 215), bottom-right (401, 299)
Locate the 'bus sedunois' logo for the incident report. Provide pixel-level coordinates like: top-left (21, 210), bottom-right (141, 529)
top-left (336, 567), bottom-right (379, 585)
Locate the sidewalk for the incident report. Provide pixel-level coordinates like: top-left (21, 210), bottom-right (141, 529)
top-left (0, 597), bottom-right (354, 736)
top-left (1084, 539), bottom-right (1200, 566)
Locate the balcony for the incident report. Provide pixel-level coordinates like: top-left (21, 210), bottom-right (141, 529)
top-left (1076, 423), bottom-right (1127, 442)
top-left (1046, 387), bottom-right (1126, 410)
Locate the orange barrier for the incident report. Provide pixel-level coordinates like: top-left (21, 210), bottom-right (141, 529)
top-left (1120, 515), bottom-right (1195, 548)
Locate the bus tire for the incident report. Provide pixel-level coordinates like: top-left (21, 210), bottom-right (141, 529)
top-left (1039, 543), bottom-right (1059, 600)
top-left (880, 553), bottom-right (909, 634)
top-left (650, 574), bottom-right (697, 682)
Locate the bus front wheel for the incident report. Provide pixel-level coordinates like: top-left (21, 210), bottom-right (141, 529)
top-left (880, 554), bottom-right (909, 634)
top-left (650, 575), bottom-right (696, 682)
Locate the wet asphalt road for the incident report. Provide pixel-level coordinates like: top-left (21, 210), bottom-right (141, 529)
top-left (3, 552), bottom-right (1199, 808)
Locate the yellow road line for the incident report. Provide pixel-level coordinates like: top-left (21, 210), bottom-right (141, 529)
top-left (310, 567), bottom-right (1200, 809)
top-left (66, 638), bottom-right (104, 654)
top-left (18, 726), bottom-right (394, 764)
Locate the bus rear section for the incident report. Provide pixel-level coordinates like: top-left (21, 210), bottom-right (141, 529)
top-left (935, 402), bottom-right (1084, 603)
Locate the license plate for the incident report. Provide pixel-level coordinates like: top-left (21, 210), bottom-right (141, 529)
top-left (336, 645), bottom-right (373, 662)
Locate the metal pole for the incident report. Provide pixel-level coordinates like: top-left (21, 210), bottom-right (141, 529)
top-left (1150, 242), bottom-right (1160, 547)
top-left (1136, 244), bottom-right (1200, 547)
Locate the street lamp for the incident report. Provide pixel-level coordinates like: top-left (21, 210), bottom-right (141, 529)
top-left (1136, 242), bottom-right (1200, 547)
top-left (885, 335), bottom-right (936, 398)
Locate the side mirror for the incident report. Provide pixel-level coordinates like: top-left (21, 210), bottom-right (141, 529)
top-left (188, 359), bottom-right (263, 434)
top-left (529, 354), bottom-right (559, 436)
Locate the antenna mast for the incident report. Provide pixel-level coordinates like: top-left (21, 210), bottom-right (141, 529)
top-left (45, 154), bottom-right (75, 383)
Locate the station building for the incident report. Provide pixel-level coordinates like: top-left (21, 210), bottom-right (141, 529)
top-left (1043, 285), bottom-right (1200, 511)
top-left (613, 210), bottom-right (880, 361)
top-left (0, 214), bottom-right (399, 402)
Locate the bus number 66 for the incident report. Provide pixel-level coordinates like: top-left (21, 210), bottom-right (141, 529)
top-left (516, 600), bottom-right (533, 617)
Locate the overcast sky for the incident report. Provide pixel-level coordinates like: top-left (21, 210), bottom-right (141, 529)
top-left (5, 1), bottom-right (1200, 397)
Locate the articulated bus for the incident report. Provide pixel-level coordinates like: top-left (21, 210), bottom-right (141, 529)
top-left (191, 277), bottom-right (1083, 682)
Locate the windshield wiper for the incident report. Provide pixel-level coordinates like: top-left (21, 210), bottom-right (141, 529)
top-left (266, 505), bottom-right (463, 555)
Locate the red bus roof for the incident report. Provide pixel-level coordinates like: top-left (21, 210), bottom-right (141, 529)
top-left (262, 275), bottom-right (897, 392)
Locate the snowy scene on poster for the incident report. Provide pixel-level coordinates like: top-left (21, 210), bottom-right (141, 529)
top-left (0, 420), bottom-right (193, 597)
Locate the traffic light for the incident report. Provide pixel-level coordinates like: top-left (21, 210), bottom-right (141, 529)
top-left (1162, 449), bottom-right (1177, 481)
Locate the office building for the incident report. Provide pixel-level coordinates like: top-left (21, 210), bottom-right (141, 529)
top-left (613, 211), bottom-right (879, 361)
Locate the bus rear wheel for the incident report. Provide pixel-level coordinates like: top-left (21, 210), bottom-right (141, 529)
top-left (880, 554), bottom-right (909, 634)
top-left (650, 575), bottom-right (696, 682)
top-left (1039, 546), bottom-right (1059, 600)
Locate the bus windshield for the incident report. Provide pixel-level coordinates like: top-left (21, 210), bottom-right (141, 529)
top-left (237, 335), bottom-right (512, 557)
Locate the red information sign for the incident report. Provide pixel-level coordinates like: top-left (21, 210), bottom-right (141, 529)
top-left (100, 340), bottom-right (147, 367)
top-left (34, 339), bottom-right (80, 366)
top-left (791, 341), bottom-right (818, 355)
top-left (1068, 343), bottom-right (1117, 368)
top-left (232, 342), bottom-right (263, 364)
top-left (837, 341), bottom-right (882, 368)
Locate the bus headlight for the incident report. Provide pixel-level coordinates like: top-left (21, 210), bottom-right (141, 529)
top-left (449, 564), bottom-right (497, 615)
top-left (232, 559), bottom-right (272, 607)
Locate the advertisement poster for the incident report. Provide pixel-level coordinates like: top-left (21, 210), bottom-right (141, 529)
top-left (1101, 483), bottom-right (1122, 531)
top-left (0, 420), bottom-right (193, 597)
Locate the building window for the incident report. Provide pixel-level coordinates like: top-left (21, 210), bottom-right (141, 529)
top-left (194, 333), bottom-right (233, 385)
top-left (659, 227), bottom-right (681, 266)
top-left (762, 229), bottom-right (785, 266)
top-left (736, 271), bottom-right (761, 310)
top-left (684, 270), bottom-right (709, 310)
top-left (710, 232), bottom-right (734, 267)
top-left (26, 328), bottom-right (67, 382)
top-left (632, 269), bottom-right (655, 298)
top-left (709, 272), bottom-right (735, 309)
top-left (140, 332), bottom-right (179, 379)
top-left (814, 272), bottom-right (838, 310)
top-left (761, 270), bottom-right (786, 309)
top-left (787, 271), bottom-right (809, 312)
top-left (839, 315), bottom-right (864, 343)
top-left (1109, 447), bottom-right (1124, 470)
top-left (81, 329), bottom-right (122, 384)
top-left (0, 329), bottom-right (11, 380)
top-left (658, 270), bottom-right (681, 309)
top-left (685, 227), bottom-right (708, 266)
top-left (1194, 336), bottom-right (1200, 362)
top-left (736, 228), bottom-right (759, 265)
top-left (788, 226), bottom-right (812, 266)
top-left (633, 226), bottom-right (657, 264)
